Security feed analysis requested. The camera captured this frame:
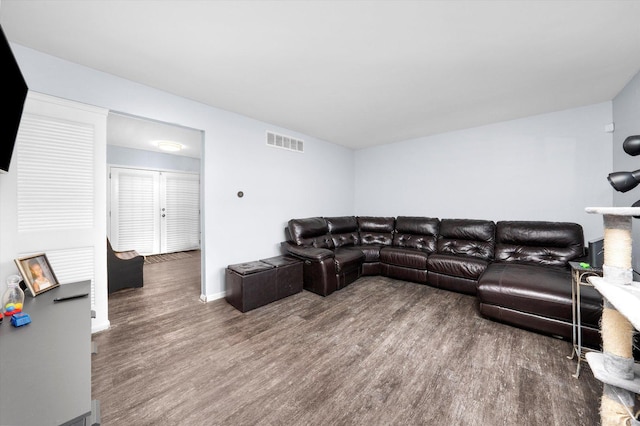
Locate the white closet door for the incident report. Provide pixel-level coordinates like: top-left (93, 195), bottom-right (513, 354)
top-left (161, 171), bottom-right (200, 253)
top-left (0, 92), bottom-right (109, 332)
top-left (109, 167), bottom-right (160, 255)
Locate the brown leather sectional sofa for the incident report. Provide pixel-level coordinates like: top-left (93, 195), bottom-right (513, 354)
top-left (282, 216), bottom-right (603, 349)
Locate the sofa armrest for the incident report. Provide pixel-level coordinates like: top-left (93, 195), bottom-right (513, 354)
top-left (281, 242), bottom-right (334, 261)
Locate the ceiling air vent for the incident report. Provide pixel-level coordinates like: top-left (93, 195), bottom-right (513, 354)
top-left (266, 131), bottom-right (304, 153)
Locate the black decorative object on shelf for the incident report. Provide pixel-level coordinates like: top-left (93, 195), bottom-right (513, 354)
top-left (623, 135), bottom-right (640, 156)
top-left (608, 136), bottom-right (640, 218)
top-left (608, 169), bottom-right (640, 193)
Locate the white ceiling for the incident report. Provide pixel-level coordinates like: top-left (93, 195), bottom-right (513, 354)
top-left (107, 112), bottom-right (202, 159)
top-left (1, 0), bottom-right (639, 150)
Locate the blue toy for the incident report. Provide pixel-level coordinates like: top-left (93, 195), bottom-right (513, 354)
top-left (10, 312), bottom-right (31, 327)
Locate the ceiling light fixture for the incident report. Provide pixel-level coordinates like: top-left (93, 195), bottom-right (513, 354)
top-left (156, 140), bottom-right (182, 152)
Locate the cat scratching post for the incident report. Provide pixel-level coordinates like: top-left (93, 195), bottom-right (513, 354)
top-left (585, 207), bottom-right (640, 426)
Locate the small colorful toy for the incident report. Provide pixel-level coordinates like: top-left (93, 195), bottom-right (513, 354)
top-left (3, 301), bottom-right (22, 316)
top-left (10, 312), bottom-right (31, 327)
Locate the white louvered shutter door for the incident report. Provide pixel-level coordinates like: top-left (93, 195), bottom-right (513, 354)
top-left (0, 92), bottom-right (109, 331)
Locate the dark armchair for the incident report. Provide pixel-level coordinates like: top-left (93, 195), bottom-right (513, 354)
top-left (107, 238), bottom-right (144, 294)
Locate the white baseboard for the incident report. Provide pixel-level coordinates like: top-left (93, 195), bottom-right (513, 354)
top-left (200, 291), bottom-right (226, 303)
top-left (91, 319), bottom-right (110, 334)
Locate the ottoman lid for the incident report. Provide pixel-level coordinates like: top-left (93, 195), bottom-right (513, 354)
top-left (260, 255), bottom-right (302, 268)
top-left (228, 260), bottom-right (274, 275)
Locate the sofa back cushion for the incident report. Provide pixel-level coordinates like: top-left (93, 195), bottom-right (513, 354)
top-left (326, 216), bottom-right (360, 248)
top-left (287, 217), bottom-right (334, 249)
top-left (495, 221), bottom-right (584, 266)
top-left (437, 219), bottom-right (495, 260)
top-left (357, 216), bottom-right (395, 245)
top-left (393, 216), bottom-right (440, 253)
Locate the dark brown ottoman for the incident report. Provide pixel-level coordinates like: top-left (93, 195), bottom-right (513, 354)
top-left (260, 255), bottom-right (303, 299)
top-left (225, 261), bottom-right (277, 312)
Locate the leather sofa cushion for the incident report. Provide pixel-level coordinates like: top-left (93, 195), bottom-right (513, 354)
top-left (326, 216), bottom-right (360, 248)
top-left (477, 263), bottom-right (602, 328)
top-left (437, 219), bottom-right (495, 260)
top-left (427, 253), bottom-right (489, 280)
top-left (380, 247), bottom-right (429, 270)
top-left (392, 216), bottom-right (439, 252)
top-left (288, 217), bottom-right (334, 249)
top-left (382, 264), bottom-right (428, 284)
top-left (347, 245), bottom-right (383, 262)
top-left (283, 243), bottom-right (334, 261)
top-left (334, 247), bottom-right (365, 273)
top-left (357, 216), bottom-right (395, 245)
top-left (495, 221), bottom-right (584, 266)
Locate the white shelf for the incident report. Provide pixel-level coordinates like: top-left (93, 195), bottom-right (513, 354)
top-left (587, 277), bottom-right (640, 331)
top-left (585, 206), bottom-right (640, 216)
top-left (586, 352), bottom-right (640, 394)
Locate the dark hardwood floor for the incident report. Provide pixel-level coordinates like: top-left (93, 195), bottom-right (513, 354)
top-left (92, 253), bottom-right (602, 425)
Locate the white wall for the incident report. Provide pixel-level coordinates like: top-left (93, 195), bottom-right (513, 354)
top-left (107, 145), bottom-right (201, 173)
top-left (612, 69), bottom-right (640, 274)
top-left (8, 44), bottom-right (355, 301)
top-left (354, 102), bottom-right (614, 244)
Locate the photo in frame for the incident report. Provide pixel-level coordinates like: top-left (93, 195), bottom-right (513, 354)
top-left (15, 253), bottom-right (59, 296)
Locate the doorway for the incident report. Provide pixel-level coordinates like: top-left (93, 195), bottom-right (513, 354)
top-left (106, 112), bottom-right (204, 297)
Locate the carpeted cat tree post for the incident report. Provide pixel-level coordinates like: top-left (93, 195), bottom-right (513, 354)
top-left (585, 207), bottom-right (639, 426)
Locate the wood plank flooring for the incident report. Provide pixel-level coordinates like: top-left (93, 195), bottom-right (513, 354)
top-left (92, 253), bottom-right (603, 425)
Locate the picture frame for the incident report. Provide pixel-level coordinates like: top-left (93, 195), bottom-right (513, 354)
top-left (15, 253), bottom-right (59, 297)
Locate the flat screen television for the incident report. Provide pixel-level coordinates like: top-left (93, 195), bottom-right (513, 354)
top-left (0, 23), bottom-right (29, 174)
top-left (589, 237), bottom-right (604, 268)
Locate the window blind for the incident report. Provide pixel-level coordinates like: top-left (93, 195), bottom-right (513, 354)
top-left (162, 172), bottom-right (200, 253)
top-left (113, 169), bottom-right (159, 254)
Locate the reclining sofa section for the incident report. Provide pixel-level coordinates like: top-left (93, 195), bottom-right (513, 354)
top-left (477, 221), bottom-right (602, 348)
top-left (282, 216), bottom-right (603, 349)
